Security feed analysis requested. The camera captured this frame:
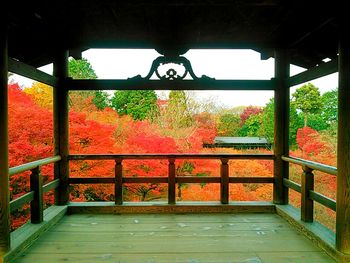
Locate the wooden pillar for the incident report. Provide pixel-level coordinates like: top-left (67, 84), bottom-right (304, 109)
top-left (336, 37), bottom-right (350, 254)
top-left (53, 50), bottom-right (69, 205)
top-left (273, 49), bottom-right (290, 205)
top-left (0, 20), bottom-right (10, 254)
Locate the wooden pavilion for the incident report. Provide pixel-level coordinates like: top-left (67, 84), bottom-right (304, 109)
top-left (1, 1), bottom-right (349, 262)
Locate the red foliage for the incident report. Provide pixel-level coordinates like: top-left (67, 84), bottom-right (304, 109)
top-left (296, 127), bottom-right (328, 155)
top-left (240, 106), bottom-right (262, 125)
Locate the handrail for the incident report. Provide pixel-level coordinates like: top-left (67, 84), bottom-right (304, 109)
top-left (69, 153), bottom-right (275, 205)
top-left (281, 156), bottom-right (337, 176)
top-left (69, 153), bottom-right (274, 160)
top-left (281, 155), bottom-right (337, 222)
top-left (9, 156), bottom-right (62, 176)
top-left (9, 156), bottom-right (62, 225)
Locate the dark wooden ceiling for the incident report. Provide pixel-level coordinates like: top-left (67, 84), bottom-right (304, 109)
top-left (7, 0), bottom-right (340, 69)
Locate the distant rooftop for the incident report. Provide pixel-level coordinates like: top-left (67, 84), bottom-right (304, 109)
top-left (204, 136), bottom-right (271, 149)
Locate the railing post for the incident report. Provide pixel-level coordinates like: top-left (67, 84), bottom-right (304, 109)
top-left (273, 49), bottom-right (290, 205)
top-left (0, 18), bottom-right (10, 254)
top-left (30, 167), bottom-right (43, 224)
top-left (168, 158), bottom-right (176, 204)
top-left (301, 165), bottom-right (314, 222)
top-left (115, 158), bottom-right (123, 205)
top-left (220, 158), bottom-right (229, 204)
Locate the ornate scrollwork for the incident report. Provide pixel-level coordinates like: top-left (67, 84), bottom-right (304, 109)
top-left (129, 56), bottom-right (214, 81)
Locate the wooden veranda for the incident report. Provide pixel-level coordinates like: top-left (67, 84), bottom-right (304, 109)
top-left (1, 1), bottom-right (349, 262)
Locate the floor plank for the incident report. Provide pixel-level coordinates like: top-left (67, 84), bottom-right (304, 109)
top-left (11, 213), bottom-right (336, 263)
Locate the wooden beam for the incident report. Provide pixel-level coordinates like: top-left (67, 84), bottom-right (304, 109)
top-left (43, 179), bottom-right (61, 194)
top-left (288, 58), bottom-right (338, 87)
top-left (0, 24), bottom-right (10, 254)
top-left (336, 38), bottom-right (350, 254)
top-left (273, 49), bottom-right (290, 205)
top-left (309, 191), bottom-right (336, 212)
top-left (282, 156), bottom-right (337, 176)
top-left (69, 153), bottom-right (274, 160)
top-left (283, 178), bottom-right (301, 193)
top-left (9, 192), bottom-right (34, 213)
top-left (53, 50), bottom-right (69, 205)
top-left (66, 79), bottom-right (275, 91)
top-left (9, 156), bottom-right (61, 176)
top-left (8, 57), bottom-right (58, 86)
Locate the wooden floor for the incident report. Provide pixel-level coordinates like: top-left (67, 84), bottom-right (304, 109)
top-left (12, 213), bottom-right (335, 263)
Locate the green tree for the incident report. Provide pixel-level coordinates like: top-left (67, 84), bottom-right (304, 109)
top-left (321, 88), bottom-right (338, 124)
top-left (258, 99), bottom-right (274, 142)
top-left (292, 83), bottom-right (323, 127)
top-left (92, 91), bottom-right (110, 110)
top-left (165, 91), bottom-right (193, 128)
top-left (238, 114), bottom-right (262, 137)
top-left (217, 113), bottom-right (240, 136)
top-left (111, 90), bottom-right (158, 120)
top-left (307, 113), bottom-right (329, 131)
top-left (69, 58), bottom-right (98, 79)
top-left (69, 58), bottom-right (109, 110)
top-left (256, 99), bottom-right (303, 146)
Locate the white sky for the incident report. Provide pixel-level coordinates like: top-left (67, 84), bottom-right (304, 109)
top-left (10, 49), bottom-right (338, 108)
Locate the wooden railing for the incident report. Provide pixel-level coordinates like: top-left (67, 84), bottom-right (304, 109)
top-left (69, 154), bottom-right (274, 204)
top-left (282, 156), bottom-right (337, 222)
top-left (9, 156), bottom-right (61, 224)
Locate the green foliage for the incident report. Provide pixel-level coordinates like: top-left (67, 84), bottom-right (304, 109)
top-left (238, 114), bottom-right (262, 137)
top-left (289, 103), bottom-right (304, 146)
top-left (69, 58), bottom-right (98, 79)
top-left (111, 90), bottom-right (158, 120)
top-left (292, 83), bottom-right (323, 126)
top-left (92, 91), bottom-right (110, 110)
top-left (217, 113), bottom-right (240, 136)
top-left (257, 99), bottom-right (274, 142)
top-left (68, 58), bottom-right (110, 110)
top-left (307, 113), bottom-right (329, 131)
top-left (321, 89), bottom-right (338, 124)
top-left (166, 91), bottom-right (193, 128)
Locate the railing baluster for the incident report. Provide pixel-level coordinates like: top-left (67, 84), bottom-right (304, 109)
top-left (115, 158), bottom-right (123, 205)
top-left (220, 158), bottom-right (229, 204)
top-left (30, 166), bottom-right (43, 224)
top-left (168, 158), bottom-right (176, 204)
top-left (301, 165), bottom-right (314, 222)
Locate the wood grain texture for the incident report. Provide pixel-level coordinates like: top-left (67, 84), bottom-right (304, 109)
top-left (276, 205), bottom-right (349, 263)
top-left (10, 213), bottom-right (335, 263)
top-left (336, 40), bottom-right (350, 254)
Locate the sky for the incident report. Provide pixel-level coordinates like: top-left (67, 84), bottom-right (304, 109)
top-left (10, 49), bottom-right (338, 108)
